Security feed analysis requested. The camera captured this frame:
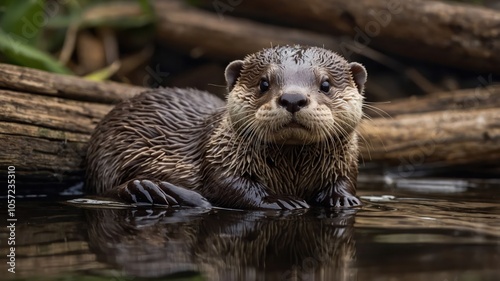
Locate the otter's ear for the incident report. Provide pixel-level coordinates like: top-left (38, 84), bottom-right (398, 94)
top-left (349, 62), bottom-right (367, 94)
top-left (225, 60), bottom-right (244, 91)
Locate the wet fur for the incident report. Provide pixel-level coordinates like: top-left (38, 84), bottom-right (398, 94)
top-left (86, 88), bottom-right (224, 194)
top-left (86, 46), bottom-right (366, 209)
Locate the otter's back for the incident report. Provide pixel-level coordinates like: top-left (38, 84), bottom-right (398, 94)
top-left (86, 88), bottom-right (225, 194)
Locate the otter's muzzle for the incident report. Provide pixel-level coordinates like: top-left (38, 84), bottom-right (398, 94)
top-left (278, 93), bottom-right (309, 114)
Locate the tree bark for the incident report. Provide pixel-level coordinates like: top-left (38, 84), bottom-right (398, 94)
top-left (365, 85), bottom-right (500, 117)
top-left (154, 1), bottom-right (345, 61)
top-left (359, 108), bottom-right (500, 169)
top-left (0, 63), bottom-right (140, 192)
top-left (0, 63), bottom-right (142, 103)
top-left (202, 0), bottom-right (500, 74)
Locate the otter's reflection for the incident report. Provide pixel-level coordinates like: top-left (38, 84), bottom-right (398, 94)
top-left (86, 208), bottom-right (357, 281)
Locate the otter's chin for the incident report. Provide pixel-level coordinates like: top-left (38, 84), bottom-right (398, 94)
top-left (268, 125), bottom-right (321, 145)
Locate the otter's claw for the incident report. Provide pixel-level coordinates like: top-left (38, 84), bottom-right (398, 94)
top-left (118, 179), bottom-right (178, 206)
top-left (260, 195), bottom-right (309, 210)
top-left (327, 196), bottom-right (362, 208)
top-left (115, 179), bottom-right (212, 208)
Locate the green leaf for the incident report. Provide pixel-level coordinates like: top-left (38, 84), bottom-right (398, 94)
top-left (139, 0), bottom-right (154, 17)
top-left (84, 61), bottom-right (121, 81)
top-left (0, 29), bottom-right (72, 74)
top-left (0, 0), bottom-right (45, 46)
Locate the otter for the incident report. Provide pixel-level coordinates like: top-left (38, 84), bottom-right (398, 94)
top-left (85, 45), bottom-right (367, 210)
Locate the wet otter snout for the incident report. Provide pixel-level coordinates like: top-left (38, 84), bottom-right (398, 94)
top-left (278, 92), bottom-right (310, 114)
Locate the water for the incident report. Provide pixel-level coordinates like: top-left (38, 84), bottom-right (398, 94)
top-left (1, 178), bottom-right (499, 281)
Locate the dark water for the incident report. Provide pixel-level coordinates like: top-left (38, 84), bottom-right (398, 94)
top-left (1, 178), bottom-right (499, 281)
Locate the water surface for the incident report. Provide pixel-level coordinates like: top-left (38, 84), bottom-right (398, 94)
top-left (2, 178), bottom-right (499, 281)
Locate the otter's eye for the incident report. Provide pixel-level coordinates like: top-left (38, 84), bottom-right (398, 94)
top-left (259, 79), bottom-right (270, 93)
top-left (320, 80), bottom-right (330, 93)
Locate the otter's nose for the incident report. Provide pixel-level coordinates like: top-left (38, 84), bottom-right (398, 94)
top-left (278, 93), bottom-right (309, 114)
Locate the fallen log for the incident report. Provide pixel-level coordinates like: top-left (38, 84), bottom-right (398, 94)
top-left (0, 63), bottom-right (142, 103)
top-left (154, 1), bottom-right (345, 61)
top-left (359, 108), bottom-right (500, 171)
top-left (199, 0), bottom-right (500, 74)
top-left (0, 63), bottom-right (140, 193)
top-left (0, 64), bottom-right (498, 193)
top-left (365, 85), bottom-right (500, 117)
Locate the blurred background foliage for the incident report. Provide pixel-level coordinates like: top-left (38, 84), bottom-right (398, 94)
top-left (0, 0), bottom-right (155, 80)
top-left (0, 0), bottom-right (497, 98)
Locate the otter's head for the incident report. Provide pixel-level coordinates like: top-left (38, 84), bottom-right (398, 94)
top-left (225, 45), bottom-right (367, 145)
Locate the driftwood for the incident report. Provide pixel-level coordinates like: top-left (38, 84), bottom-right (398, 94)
top-left (359, 108), bottom-right (500, 168)
top-left (365, 85), bottom-right (500, 117)
top-left (0, 62), bottom-right (142, 103)
top-left (0, 64), bottom-right (140, 191)
top-left (360, 85), bottom-right (500, 171)
top-left (0, 64), bottom-right (499, 192)
top-left (154, 1), bottom-right (345, 60)
top-left (197, 0), bottom-right (500, 74)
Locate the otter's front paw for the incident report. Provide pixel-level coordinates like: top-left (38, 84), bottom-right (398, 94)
top-left (312, 177), bottom-right (361, 208)
top-left (259, 195), bottom-right (309, 210)
top-left (115, 179), bottom-right (211, 208)
top-left (326, 196), bottom-right (361, 208)
top-left (313, 193), bottom-right (362, 208)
